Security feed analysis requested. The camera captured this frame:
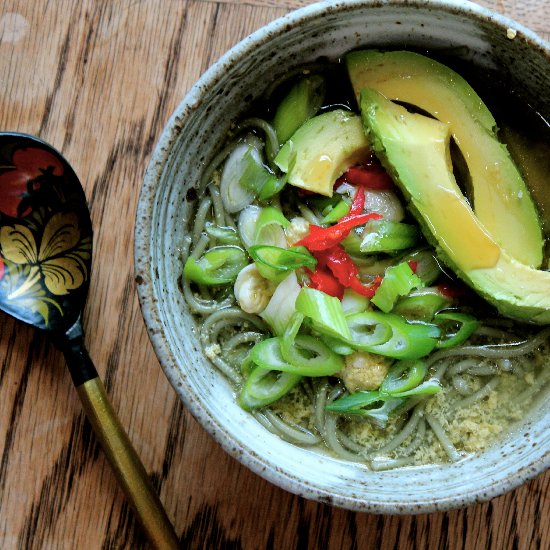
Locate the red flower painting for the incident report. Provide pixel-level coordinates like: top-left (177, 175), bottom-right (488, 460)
top-left (0, 147), bottom-right (64, 218)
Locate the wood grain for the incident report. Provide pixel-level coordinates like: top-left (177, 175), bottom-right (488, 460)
top-left (0, 1), bottom-right (549, 548)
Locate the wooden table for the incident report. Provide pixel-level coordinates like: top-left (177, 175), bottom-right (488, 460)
top-left (1, 1), bottom-right (549, 548)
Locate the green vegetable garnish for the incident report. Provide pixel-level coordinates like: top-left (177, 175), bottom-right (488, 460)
top-left (380, 360), bottom-right (428, 394)
top-left (249, 245), bottom-right (316, 281)
top-left (326, 359), bottom-right (441, 425)
top-left (371, 261), bottom-right (423, 313)
top-left (393, 287), bottom-right (451, 321)
top-left (434, 311), bottom-right (480, 349)
top-left (239, 147), bottom-right (273, 193)
top-left (250, 336), bottom-right (343, 377)
top-left (295, 287), bottom-right (352, 341)
top-left (360, 219), bottom-right (419, 254)
top-left (253, 206), bottom-right (290, 244)
top-left (345, 310), bottom-right (440, 360)
top-left (239, 365), bottom-right (302, 411)
top-left (205, 222), bottom-right (241, 245)
top-left (183, 245), bottom-right (247, 285)
top-left (273, 74), bottom-right (326, 145)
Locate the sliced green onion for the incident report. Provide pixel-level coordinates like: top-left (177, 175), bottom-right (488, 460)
top-left (280, 311), bottom-right (303, 365)
top-left (341, 228), bottom-right (363, 256)
top-left (238, 147), bottom-right (273, 193)
top-left (402, 249), bottom-right (443, 285)
top-left (434, 311), bottom-right (480, 349)
top-left (220, 143), bottom-right (260, 213)
top-left (358, 398), bottom-right (405, 426)
top-left (312, 192), bottom-right (352, 222)
top-left (238, 365), bottom-right (302, 411)
top-left (341, 289), bottom-right (369, 316)
top-left (238, 205), bottom-right (262, 249)
top-left (282, 311), bottom-right (304, 342)
top-left (390, 379), bottom-right (441, 398)
top-left (326, 378), bottom-right (439, 418)
top-left (371, 261), bottom-right (423, 313)
top-left (326, 358), bottom-right (441, 423)
top-left (369, 316), bottom-right (440, 360)
top-left (257, 147), bottom-right (297, 200)
top-left (345, 311), bottom-right (440, 360)
top-left (258, 173), bottom-right (287, 200)
top-left (260, 271), bottom-right (301, 335)
top-left (273, 75), bottom-right (326, 145)
top-left (183, 245), bottom-right (247, 285)
top-left (295, 287), bottom-right (352, 341)
top-left (346, 311), bottom-right (393, 349)
top-left (322, 335), bottom-right (355, 355)
top-left (205, 222), bottom-right (241, 245)
top-left (254, 206), bottom-right (289, 247)
top-left (360, 219), bottom-right (419, 254)
top-left (319, 199), bottom-right (351, 224)
top-left (250, 336), bottom-right (344, 376)
top-left (311, 193), bottom-right (340, 210)
top-left (326, 392), bottom-right (405, 426)
top-left (237, 117), bottom-right (280, 166)
top-left (240, 353), bottom-right (255, 376)
top-left (380, 360), bottom-right (427, 394)
top-left (393, 287), bottom-right (451, 321)
top-left (255, 205), bottom-right (290, 230)
top-left (326, 390), bottom-right (385, 412)
top-left (249, 245), bottom-right (316, 282)
top-left (273, 139), bottom-right (294, 173)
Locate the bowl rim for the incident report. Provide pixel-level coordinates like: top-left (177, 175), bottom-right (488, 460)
top-left (135, 0), bottom-right (550, 513)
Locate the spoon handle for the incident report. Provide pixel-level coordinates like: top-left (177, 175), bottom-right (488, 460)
top-left (60, 323), bottom-right (179, 549)
top-left (76, 377), bottom-right (180, 549)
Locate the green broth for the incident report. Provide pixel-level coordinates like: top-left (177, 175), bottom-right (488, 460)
top-left (181, 53), bottom-right (550, 469)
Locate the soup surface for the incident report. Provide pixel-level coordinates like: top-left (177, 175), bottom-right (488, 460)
top-left (179, 51), bottom-right (550, 470)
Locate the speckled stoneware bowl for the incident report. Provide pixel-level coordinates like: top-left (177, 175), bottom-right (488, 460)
top-left (135, 0), bottom-right (550, 513)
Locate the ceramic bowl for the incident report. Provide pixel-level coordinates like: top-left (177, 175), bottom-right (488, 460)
top-left (135, 0), bottom-right (550, 513)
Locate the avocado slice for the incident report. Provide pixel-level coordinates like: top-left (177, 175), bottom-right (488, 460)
top-left (360, 88), bottom-right (550, 324)
top-left (274, 109), bottom-right (371, 197)
top-left (346, 50), bottom-right (544, 268)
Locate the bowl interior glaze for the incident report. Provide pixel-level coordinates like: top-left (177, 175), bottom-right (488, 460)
top-left (135, 0), bottom-right (550, 513)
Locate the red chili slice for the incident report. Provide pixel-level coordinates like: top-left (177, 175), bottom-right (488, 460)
top-left (311, 245), bottom-right (382, 298)
top-left (296, 212), bottom-right (382, 251)
top-left (318, 246), bottom-right (357, 286)
top-left (307, 267), bottom-right (345, 299)
top-left (348, 274), bottom-right (382, 298)
top-left (346, 185), bottom-right (365, 217)
top-left (408, 260), bottom-right (418, 273)
top-left (343, 164), bottom-right (394, 190)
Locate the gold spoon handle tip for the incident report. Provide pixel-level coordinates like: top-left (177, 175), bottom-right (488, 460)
top-left (77, 378), bottom-right (180, 550)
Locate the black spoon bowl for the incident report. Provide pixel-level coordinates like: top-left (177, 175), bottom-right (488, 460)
top-left (0, 133), bottom-right (179, 549)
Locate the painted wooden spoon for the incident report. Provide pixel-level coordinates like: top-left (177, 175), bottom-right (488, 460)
top-left (0, 132), bottom-right (179, 549)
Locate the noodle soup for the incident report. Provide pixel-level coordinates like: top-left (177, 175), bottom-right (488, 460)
top-left (178, 52), bottom-right (550, 470)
